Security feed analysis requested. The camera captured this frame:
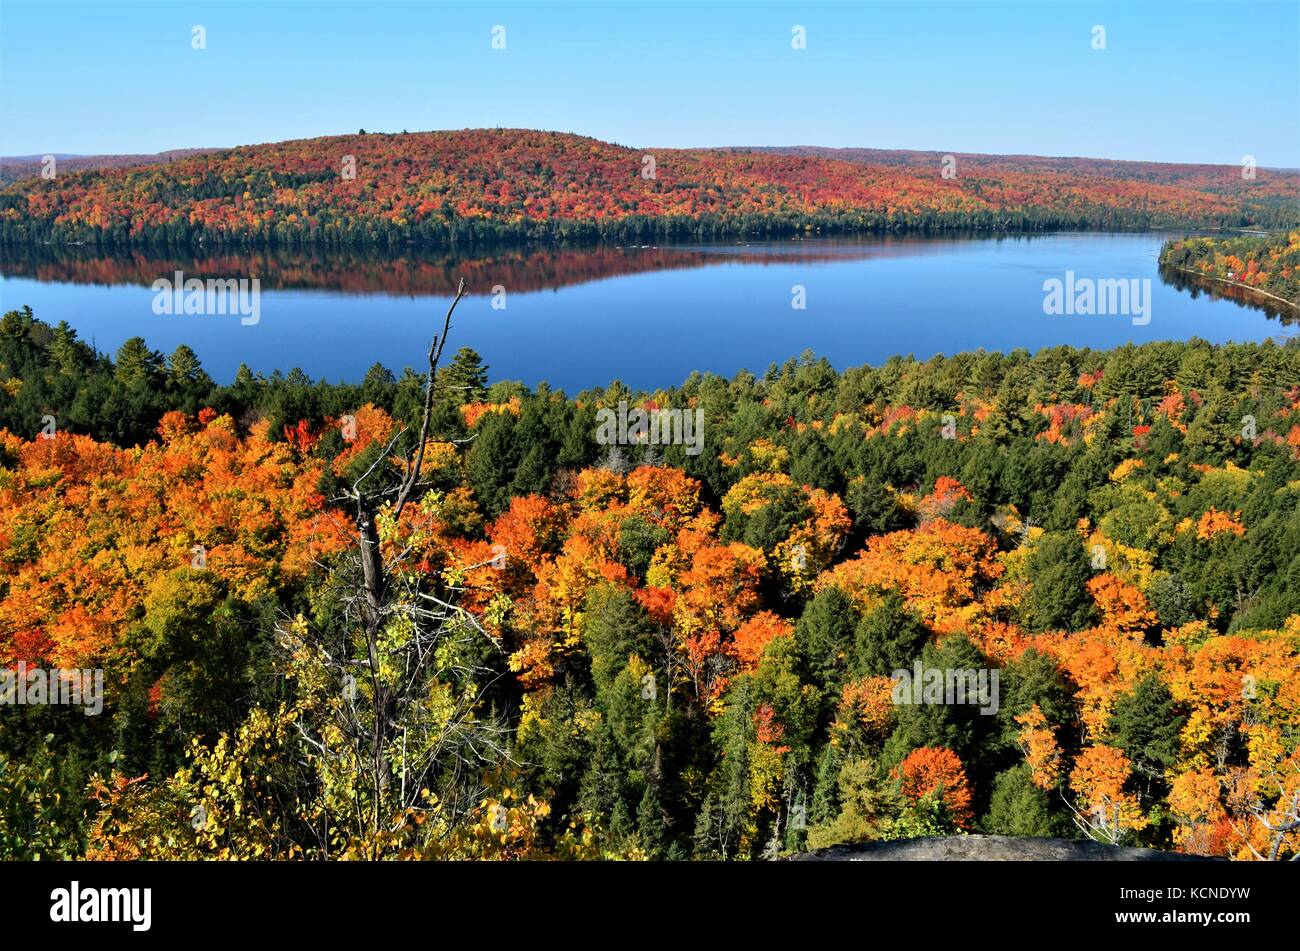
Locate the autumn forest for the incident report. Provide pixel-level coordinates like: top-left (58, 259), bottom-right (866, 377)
top-left (3, 0), bottom-right (1300, 884)
top-left (2, 286), bottom-right (1299, 859)
top-left (3, 130), bottom-right (1297, 247)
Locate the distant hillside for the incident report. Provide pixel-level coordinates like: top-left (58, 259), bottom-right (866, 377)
top-left (0, 129), bottom-right (1295, 247)
top-left (0, 149), bottom-right (216, 184)
top-left (752, 145), bottom-right (1299, 192)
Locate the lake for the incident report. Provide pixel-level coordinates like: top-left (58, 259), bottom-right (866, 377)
top-left (0, 232), bottom-right (1291, 393)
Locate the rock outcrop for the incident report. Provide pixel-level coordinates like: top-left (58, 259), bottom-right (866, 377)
top-left (789, 835), bottom-right (1221, 861)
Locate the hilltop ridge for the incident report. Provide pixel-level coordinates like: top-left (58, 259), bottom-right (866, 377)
top-left (2, 128), bottom-right (1295, 247)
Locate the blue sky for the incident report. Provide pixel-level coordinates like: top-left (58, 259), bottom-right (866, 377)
top-left (2, 0), bottom-right (1296, 165)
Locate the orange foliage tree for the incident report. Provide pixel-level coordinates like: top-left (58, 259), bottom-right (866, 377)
top-left (895, 747), bottom-right (974, 830)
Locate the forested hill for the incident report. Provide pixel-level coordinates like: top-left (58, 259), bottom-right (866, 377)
top-left (1, 129), bottom-right (1294, 247)
top-left (0, 149), bottom-right (216, 185)
top-left (753, 145), bottom-right (1299, 196)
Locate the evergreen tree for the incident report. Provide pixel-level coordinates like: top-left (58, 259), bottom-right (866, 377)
top-left (852, 591), bottom-right (929, 678)
top-left (441, 347), bottom-right (489, 401)
top-left (1024, 531), bottom-right (1098, 632)
top-left (794, 585), bottom-right (861, 692)
top-left (809, 743), bottom-right (841, 825)
top-left (114, 337), bottom-right (163, 390)
top-left (981, 764), bottom-right (1064, 837)
top-left (359, 362), bottom-right (396, 408)
top-left (1109, 673), bottom-right (1184, 808)
top-left (47, 321), bottom-right (86, 376)
top-left (637, 772), bottom-right (666, 858)
top-left (167, 344), bottom-right (211, 391)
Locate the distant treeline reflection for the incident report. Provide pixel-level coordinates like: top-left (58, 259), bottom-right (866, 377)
top-left (1157, 263), bottom-right (1298, 325)
top-left (2, 233), bottom-right (1052, 297)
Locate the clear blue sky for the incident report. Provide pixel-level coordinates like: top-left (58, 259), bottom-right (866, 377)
top-left (2, 0), bottom-right (1297, 165)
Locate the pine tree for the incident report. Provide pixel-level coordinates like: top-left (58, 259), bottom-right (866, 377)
top-left (794, 585), bottom-right (860, 690)
top-left (167, 344), bottom-right (208, 388)
top-left (982, 764), bottom-right (1062, 837)
top-left (602, 444), bottom-right (629, 474)
top-left (810, 744), bottom-right (842, 824)
top-left (359, 362), bottom-right (396, 407)
top-left (47, 321), bottom-right (86, 375)
top-left (1109, 673), bottom-right (1184, 807)
top-left (441, 347), bottom-right (489, 401)
top-left (114, 337), bottom-right (163, 390)
top-left (637, 764), bottom-right (667, 859)
top-left (1024, 531), bottom-right (1097, 632)
top-left (852, 591), bottom-right (929, 678)
top-left (784, 788), bottom-right (809, 853)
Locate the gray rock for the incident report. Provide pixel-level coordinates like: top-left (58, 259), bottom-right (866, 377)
top-left (788, 834), bottom-right (1222, 861)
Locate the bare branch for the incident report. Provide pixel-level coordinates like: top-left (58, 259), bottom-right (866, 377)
top-left (394, 277), bottom-right (467, 521)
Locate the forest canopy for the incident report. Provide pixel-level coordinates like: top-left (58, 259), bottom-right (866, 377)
top-left (2, 305), bottom-right (1299, 860)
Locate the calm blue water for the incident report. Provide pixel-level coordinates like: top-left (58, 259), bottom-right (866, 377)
top-left (0, 233), bottom-right (1287, 392)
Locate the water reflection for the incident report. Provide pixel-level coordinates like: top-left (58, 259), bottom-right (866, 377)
top-left (1, 234), bottom-right (1292, 391)
top-left (1157, 263), bottom-right (1297, 325)
top-left (2, 233), bottom-right (1064, 297)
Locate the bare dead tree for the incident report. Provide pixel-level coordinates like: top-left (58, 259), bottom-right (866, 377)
top-left (351, 279), bottom-right (467, 837)
top-left (277, 279), bottom-right (514, 857)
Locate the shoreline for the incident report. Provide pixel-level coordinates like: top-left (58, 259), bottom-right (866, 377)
top-left (1162, 263), bottom-right (1300, 312)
